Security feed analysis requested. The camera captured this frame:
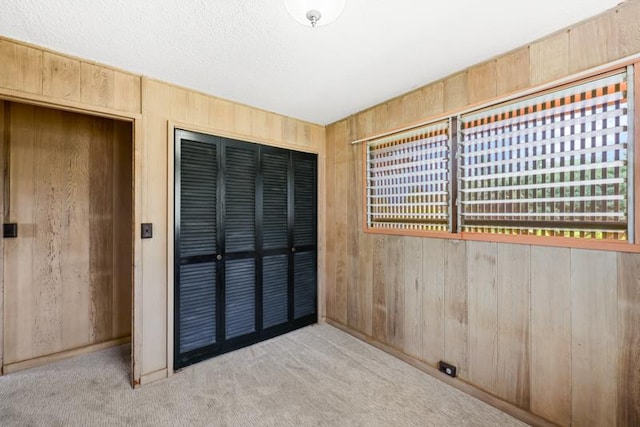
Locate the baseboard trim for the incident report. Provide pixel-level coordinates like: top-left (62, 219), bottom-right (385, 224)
top-left (2, 336), bottom-right (131, 375)
top-left (325, 319), bottom-right (556, 427)
top-left (140, 368), bottom-right (168, 386)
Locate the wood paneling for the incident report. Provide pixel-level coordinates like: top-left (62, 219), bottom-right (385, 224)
top-left (530, 246), bottom-right (571, 426)
top-left (0, 40), bottom-right (42, 95)
top-left (372, 104), bottom-right (389, 134)
top-left (529, 31), bottom-right (570, 86)
top-left (402, 90), bottom-right (426, 124)
top-left (89, 118), bottom-right (115, 342)
top-left (352, 144), bottom-right (372, 335)
top-left (403, 237), bottom-right (423, 359)
top-left (421, 238), bottom-right (444, 365)
top-left (347, 142), bottom-right (361, 331)
top-left (140, 79), bottom-right (171, 375)
top-left (468, 61), bottom-right (497, 105)
top-left (112, 120), bottom-right (133, 337)
top-left (356, 109), bottom-right (374, 141)
top-left (386, 98), bottom-right (403, 130)
top-left (357, 231), bottom-right (373, 336)
top-left (0, 36), bottom-right (324, 383)
top-left (209, 98), bottom-right (234, 131)
top-left (496, 244), bottom-right (530, 408)
top-left (444, 72), bottom-right (468, 113)
top-left (372, 231), bottom-right (405, 348)
top-left (113, 71), bottom-right (141, 114)
top-left (324, 2), bottom-right (638, 426)
top-left (384, 236), bottom-right (404, 348)
top-left (332, 120), bottom-right (348, 163)
top-left (61, 112), bottom-right (91, 351)
top-left (496, 48), bottom-right (530, 96)
top-left (467, 241), bottom-right (498, 394)
top-left (422, 82), bottom-right (444, 119)
top-left (324, 127), bottom-right (336, 322)
top-left (81, 63), bottom-right (115, 108)
top-left (334, 159), bottom-right (349, 325)
top-left (569, 11), bottom-right (619, 74)
top-left (618, 0), bottom-right (640, 58)
top-left (42, 52), bottom-right (81, 102)
top-left (0, 101), bottom-right (4, 368)
top-left (3, 103), bottom-right (132, 366)
top-left (443, 240), bottom-right (468, 380)
top-left (617, 253), bottom-right (640, 425)
top-left (467, 242), bottom-right (498, 394)
top-left (0, 37), bottom-right (141, 114)
top-left (372, 235), bottom-right (387, 342)
top-left (31, 107), bottom-right (66, 357)
top-left (4, 103), bottom-right (36, 363)
top-left (571, 250), bottom-right (617, 427)
top-left (233, 103), bottom-right (253, 137)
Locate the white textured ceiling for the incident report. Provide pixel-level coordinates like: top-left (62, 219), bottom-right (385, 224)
top-left (0, 0), bottom-right (622, 125)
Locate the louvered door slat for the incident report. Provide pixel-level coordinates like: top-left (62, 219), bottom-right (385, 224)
top-left (262, 152), bottom-right (289, 249)
top-left (294, 251), bottom-right (316, 319)
top-left (294, 155), bottom-right (316, 246)
top-left (180, 139), bottom-right (217, 257)
top-left (179, 262), bottom-right (216, 353)
top-left (263, 254), bottom-right (288, 328)
top-left (225, 146), bottom-right (256, 252)
top-left (225, 259), bottom-right (256, 339)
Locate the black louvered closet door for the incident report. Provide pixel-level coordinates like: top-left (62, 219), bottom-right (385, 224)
top-left (292, 152), bottom-right (317, 321)
top-left (261, 149), bottom-right (290, 331)
top-left (175, 130), bottom-right (317, 370)
top-left (175, 131), bottom-right (221, 365)
top-left (223, 143), bottom-right (258, 342)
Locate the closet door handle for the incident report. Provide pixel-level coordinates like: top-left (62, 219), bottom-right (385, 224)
top-left (216, 254), bottom-right (223, 261)
top-left (291, 247), bottom-right (296, 253)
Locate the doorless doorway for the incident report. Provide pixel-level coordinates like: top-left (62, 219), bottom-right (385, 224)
top-left (1, 100), bottom-right (133, 377)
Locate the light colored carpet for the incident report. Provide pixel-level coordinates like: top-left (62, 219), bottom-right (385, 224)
top-left (0, 324), bottom-right (527, 426)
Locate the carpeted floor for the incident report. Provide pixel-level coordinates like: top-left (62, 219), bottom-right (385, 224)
top-left (0, 324), bottom-right (527, 426)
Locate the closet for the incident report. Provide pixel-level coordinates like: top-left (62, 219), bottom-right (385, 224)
top-left (174, 129), bottom-right (317, 369)
top-left (1, 101), bottom-right (133, 373)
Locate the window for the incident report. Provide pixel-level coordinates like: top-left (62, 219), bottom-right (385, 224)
top-left (366, 120), bottom-right (451, 232)
top-left (459, 71), bottom-right (630, 241)
top-left (363, 65), bottom-right (635, 245)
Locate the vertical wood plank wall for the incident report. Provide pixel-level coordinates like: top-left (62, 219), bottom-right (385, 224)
top-left (0, 36), bottom-right (325, 383)
top-left (0, 101), bottom-right (5, 370)
top-left (0, 6), bottom-right (636, 424)
top-left (325, 2), bottom-right (640, 426)
top-left (141, 78), bottom-right (325, 378)
top-left (2, 103), bottom-right (132, 366)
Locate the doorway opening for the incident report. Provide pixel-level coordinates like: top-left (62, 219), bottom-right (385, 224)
top-left (1, 100), bottom-right (133, 382)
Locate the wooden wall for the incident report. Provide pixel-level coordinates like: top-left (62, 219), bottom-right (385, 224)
top-left (0, 39), bottom-right (141, 115)
top-left (2, 102), bottom-right (132, 370)
top-left (0, 36), bottom-right (325, 385)
top-left (325, 2), bottom-right (640, 426)
top-left (140, 78), bottom-right (325, 380)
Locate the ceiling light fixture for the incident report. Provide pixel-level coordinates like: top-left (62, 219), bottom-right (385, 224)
top-left (285, 0), bottom-right (346, 28)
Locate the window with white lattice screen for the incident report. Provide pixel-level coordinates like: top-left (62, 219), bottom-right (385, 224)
top-left (458, 71), bottom-right (631, 241)
top-left (366, 120), bottom-right (451, 232)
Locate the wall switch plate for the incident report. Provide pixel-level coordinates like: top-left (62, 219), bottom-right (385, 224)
top-left (438, 361), bottom-right (457, 378)
top-left (3, 223), bottom-right (18, 238)
top-left (141, 223), bottom-right (153, 239)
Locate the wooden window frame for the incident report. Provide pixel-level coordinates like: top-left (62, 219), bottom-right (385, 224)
top-left (361, 58), bottom-right (640, 254)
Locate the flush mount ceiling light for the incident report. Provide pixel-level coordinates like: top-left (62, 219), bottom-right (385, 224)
top-left (285, 0), bottom-right (346, 28)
